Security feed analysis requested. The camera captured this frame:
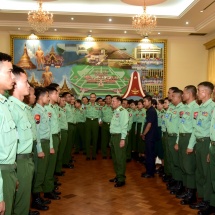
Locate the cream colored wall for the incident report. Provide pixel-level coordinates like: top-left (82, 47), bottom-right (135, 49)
top-left (0, 31), bottom-right (208, 95)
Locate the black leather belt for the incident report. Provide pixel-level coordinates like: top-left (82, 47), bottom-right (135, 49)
top-left (87, 118), bottom-right (98, 121)
top-left (17, 153), bottom-right (33, 160)
top-left (196, 137), bottom-right (210, 142)
top-left (179, 133), bottom-right (191, 136)
top-left (111, 133), bottom-right (120, 136)
top-left (103, 122), bottom-right (110, 125)
top-left (168, 133), bottom-right (177, 137)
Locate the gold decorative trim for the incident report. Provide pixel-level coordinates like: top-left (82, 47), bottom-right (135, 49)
top-left (204, 39), bottom-right (215, 50)
top-left (10, 35), bottom-right (167, 97)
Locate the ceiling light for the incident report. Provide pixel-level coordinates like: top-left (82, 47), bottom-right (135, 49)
top-left (158, 32), bottom-right (160, 34)
top-left (28, 0), bottom-right (53, 33)
top-left (132, 0), bottom-right (157, 36)
top-left (124, 31), bottom-right (127, 34)
top-left (54, 29), bottom-right (57, 31)
top-left (89, 30), bottom-right (92, 33)
top-left (186, 21), bottom-right (189, 25)
top-left (200, 10), bottom-right (203, 13)
top-left (18, 28), bottom-right (21, 30)
top-left (109, 18), bottom-right (112, 22)
top-left (71, 17), bottom-right (74, 20)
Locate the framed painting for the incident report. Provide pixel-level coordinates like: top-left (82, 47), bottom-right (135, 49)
top-left (10, 35), bottom-right (167, 99)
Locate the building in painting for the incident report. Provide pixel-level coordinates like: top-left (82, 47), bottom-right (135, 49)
top-left (44, 46), bottom-right (64, 67)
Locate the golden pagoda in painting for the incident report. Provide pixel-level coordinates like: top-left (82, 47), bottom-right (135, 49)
top-left (17, 44), bottom-right (36, 70)
top-left (29, 74), bottom-right (41, 87)
top-left (60, 78), bottom-right (71, 94)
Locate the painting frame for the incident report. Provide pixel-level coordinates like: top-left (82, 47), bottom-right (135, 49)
top-left (10, 35), bottom-right (167, 98)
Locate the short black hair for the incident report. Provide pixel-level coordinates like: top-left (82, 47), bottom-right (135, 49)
top-left (90, 93), bottom-right (96, 96)
top-left (164, 97), bottom-right (170, 102)
top-left (173, 89), bottom-right (183, 96)
top-left (0, 52), bottom-right (12, 62)
top-left (144, 95), bottom-right (152, 102)
top-left (185, 85), bottom-right (197, 98)
top-left (169, 87), bottom-right (179, 92)
top-left (96, 97), bottom-right (102, 102)
top-left (158, 99), bottom-right (164, 104)
top-left (76, 99), bottom-right (82, 105)
top-left (138, 99), bottom-right (144, 104)
top-left (62, 92), bottom-right (71, 97)
top-left (198, 81), bottom-right (214, 93)
top-left (46, 86), bottom-right (57, 94)
top-left (49, 83), bottom-right (59, 88)
top-left (128, 99), bottom-right (135, 105)
top-left (122, 98), bottom-right (128, 103)
top-left (105, 95), bottom-right (112, 99)
top-left (35, 87), bottom-right (48, 101)
top-left (113, 95), bottom-right (122, 103)
top-left (152, 99), bottom-right (157, 106)
top-left (12, 65), bottom-right (26, 76)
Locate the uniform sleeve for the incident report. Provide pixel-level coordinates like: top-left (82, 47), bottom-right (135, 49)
top-left (128, 113), bottom-right (133, 132)
top-left (32, 110), bottom-right (43, 153)
top-left (120, 110), bottom-right (129, 139)
top-left (49, 128), bottom-right (53, 149)
top-left (0, 170), bottom-right (3, 201)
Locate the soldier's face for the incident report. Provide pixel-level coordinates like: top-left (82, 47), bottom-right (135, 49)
top-left (14, 72), bottom-right (30, 96)
top-left (75, 101), bottom-right (81, 108)
top-left (50, 90), bottom-right (59, 103)
top-left (122, 100), bottom-right (128, 108)
top-left (28, 87), bottom-right (36, 105)
top-left (65, 94), bottom-right (72, 103)
top-left (197, 86), bottom-right (207, 101)
top-left (105, 96), bottom-right (112, 105)
top-left (42, 92), bottom-right (50, 105)
top-left (182, 89), bottom-right (190, 102)
top-left (130, 103), bottom-right (136, 109)
top-left (59, 97), bottom-right (66, 107)
top-left (171, 93), bottom-right (181, 105)
top-left (90, 94), bottom-right (96, 103)
top-left (0, 61), bottom-right (15, 92)
top-left (137, 102), bottom-right (143, 109)
top-left (157, 102), bottom-right (163, 110)
top-left (163, 100), bottom-right (169, 110)
top-left (71, 96), bottom-right (75, 104)
top-left (82, 97), bottom-right (88, 104)
top-left (112, 97), bottom-right (121, 109)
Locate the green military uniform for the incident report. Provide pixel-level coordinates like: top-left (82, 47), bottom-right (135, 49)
top-left (188, 98), bottom-right (215, 201)
top-left (210, 111), bottom-right (215, 207)
top-left (75, 107), bottom-right (86, 153)
top-left (63, 102), bottom-right (76, 165)
top-left (161, 109), bottom-right (171, 176)
top-left (131, 109), bottom-right (138, 155)
top-left (110, 105), bottom-right (129, 182)
top-left (55, 106), bottom-right (68, 173)
top-left (126, 108), bottom-right (134, 160)
top-left (135, 108), bottom-right (146, 154)
top-left (177, 100), bottom-right (199, 189)
top-left (44, 103), bottom-right (60, 193)
top-left (32, 103), bottom-right (53, 194)
top-left (155, 109), bottom-right (164, 160)
top-left (166, 102), bottom-right (184, 181)
top-left (0, 95), bottom-right (17, 215)
top-left (101, 104), bottom-right (113, 157)
top-left (85, 102), bottom-right (101, 159)
top-left (9, 96), bottom-right (34, 215)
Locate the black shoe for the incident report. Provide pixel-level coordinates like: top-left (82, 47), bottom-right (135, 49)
top-left (114, 181), bottom-right (125, 187)
top-left (141, 173), bottom-right (154, 178)
top-left (102, 156), bottom-right (107, 159)
top-left (74, 152), bottom-right (79, 154)
top-left (32, 193), bottom-right (49, 211)
top-left (189, 201), bottom-right (209, 210)
top-left (198, 205), bottom-right (215, 215)
top-left (53, 190), bottom-right (61, 195)
top-left (92, 157), bottom-right (96, 160)
top-left (181, 189), bottom-right (197, 205)
top-left (109, 177), bottom-right (118, 183)
top-left (54, 181), bottom-right (61, 186)
top-left (162, 175), bottom-right (172, 183)
top-left (44, 192), bottom-right (61, 200)
top-left (86, 157), bottom-right (91, 160)
top-left (55, 172), bottom-right (64, 176)
top-left (176, 190), bottom-right (188, 199)
top-left (29, 210), bottom-right (40, 215)
top-left (40, 197), bottom-right (51, 205)
top-left (63, 164), bottom-right (74, 169)
top-left (109, 156), bottom-right (112, 159)
top-left (169, 181), bottom-right (183, 195)
top-left (126, 159), bottom-right (131, 163)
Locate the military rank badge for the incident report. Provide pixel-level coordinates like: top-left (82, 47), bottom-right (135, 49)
top-left (34, 114), bottom-right (40, 124)
top-left (194, 112), bottom-right (198, 119)
top-left (129, 113), bottom-right (132, 117)
top-left (48, 112), bottom-right (52, 118)
top-left (179, 111), bottom-right (184, 118)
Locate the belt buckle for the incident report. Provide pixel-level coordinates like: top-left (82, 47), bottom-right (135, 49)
top-left (91, 118), bottom-right (93, 120)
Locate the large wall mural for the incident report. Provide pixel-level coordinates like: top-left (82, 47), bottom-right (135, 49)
top-left (11, 35), bottom-right (167, 99)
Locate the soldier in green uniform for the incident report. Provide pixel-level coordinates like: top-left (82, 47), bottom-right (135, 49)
top-left (62, 92), bottom-right (76, 168)
top-left (198, 104), bottom-right (215, 215)
top-left (85, 93), bottom-right (101, 160)
top-left (75, 99), bottom-right (86, 154)
top-left (44, 86), bottom-right (61, 200)
top-left (175, 86), bottom-right (199, 204)
top-left (9, 65), bottom-right (35, 215)
top-left (109, 96), bottom-right (129, 187)
top-left (101, 95), bottom-right (113, 159)
top-left (165, 89), bottom-right (184, 194)
top-left (188, 82), bottom-right (215, 211)
top-left (55, 96), bottom-right (68, 176)
top-left (0, 52), bottom-right (18, 215)
top-left (81, 96), bottom-right (89, 109)
top-left (135, 99), bottom-right (146, 163)
top-left (31, 87), bottom-right (53, 211)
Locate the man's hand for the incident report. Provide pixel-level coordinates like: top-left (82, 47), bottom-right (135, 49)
top-left (38, 152), bottom-right (45, 158)
top-left (174, 144), bottom-right (179, 151)
top-left (186, 148), bottom-right (193, 154)
top-left (0, 201), bottom-right (5, 215)
top-left (207, 153), bottom-right (210, 163)
top-left (16, 180), bottom-right (19, 191)
top-left (50, 148), bottom-right (55, 154)
top-left (142, 135), bottom-right (145, 140)
top-left (120, 140), bottom-right (125, 148)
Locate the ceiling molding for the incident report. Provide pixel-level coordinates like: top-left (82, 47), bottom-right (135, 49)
top-left (195, 12), bottom-right (215, 32)
top-left (204, 38), bottom-right (215, 49)
top-left (178, 0), bottom-right (200, 19)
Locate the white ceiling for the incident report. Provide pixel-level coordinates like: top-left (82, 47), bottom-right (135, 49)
top-left (0, 0), bottom-right (215, 38)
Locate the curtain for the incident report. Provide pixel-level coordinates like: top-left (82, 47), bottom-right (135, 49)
top-left (207, 47), bottom-right (215, 84)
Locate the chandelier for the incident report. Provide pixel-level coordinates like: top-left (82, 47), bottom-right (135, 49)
top-left (28, 0), bottom-right (53, 33)
top-left (132, 1), bottom-right (157, 36)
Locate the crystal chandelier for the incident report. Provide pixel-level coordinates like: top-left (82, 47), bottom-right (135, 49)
top-left (132, 1), bottom-right (157, 36)
top-left (28, 0), bottom-right (53, 33)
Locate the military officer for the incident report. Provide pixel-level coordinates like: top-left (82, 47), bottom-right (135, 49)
top-left (9, 65), bottom-right (35, 215)
top-left (188, 82), bottom-right (215, 211)
top-left (0, 52), bottom-right (18, 215)
top-left (62, 92), bottom-right (76, 168)
top-left (101, 95), bottom-right (113, 159)
top-left (55, 96), bottom-right (68, 175)
top-left (165, 89), bottom-right (184, 192)
top-left (109, 96), bottom-right (129, 187)
top-left (75, 99), bottom-right (86, 154)
top-left (85, 93), bottom-right (101, 160)
top-left (31, 87), bottom-right (53, 211)
top-left (176, 86), bottom-right (199, 205)
top-left (44, 86), bottom-right (61, 200)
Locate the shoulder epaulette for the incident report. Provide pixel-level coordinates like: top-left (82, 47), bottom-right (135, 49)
top-left (119, 108), bottom-right (124, 111)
